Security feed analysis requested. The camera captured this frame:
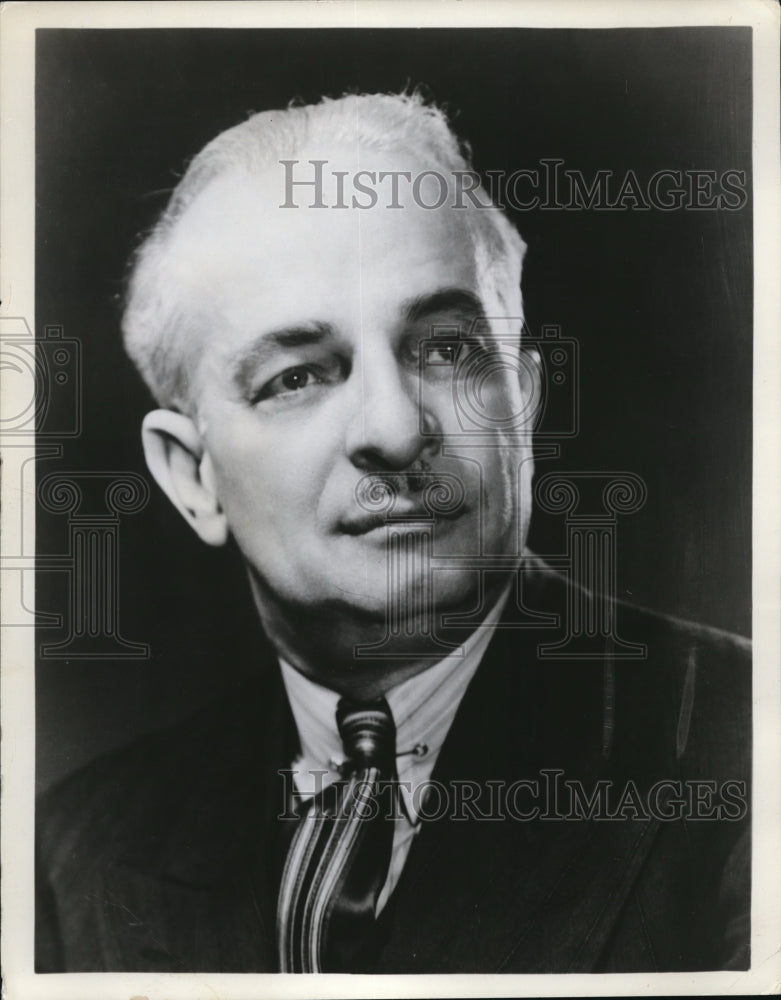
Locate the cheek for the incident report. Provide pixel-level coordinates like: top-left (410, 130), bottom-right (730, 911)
top-left (207, 422), bottom-right (331, 530)
top-left (434, 363), bottom-right (528, 433)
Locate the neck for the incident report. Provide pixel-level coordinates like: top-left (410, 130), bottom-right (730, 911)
top-left (248, 571), bottom-right (514, 700)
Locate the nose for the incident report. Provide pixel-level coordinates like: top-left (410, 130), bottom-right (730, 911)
top-left (345, 350), bottom-right (440, 471)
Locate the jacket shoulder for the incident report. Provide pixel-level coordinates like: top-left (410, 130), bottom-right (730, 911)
top-left (519, 555), bottom-right (751, 775)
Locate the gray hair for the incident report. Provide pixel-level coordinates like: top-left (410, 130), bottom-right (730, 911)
top-left (122, 90), bottom-right (526, 410)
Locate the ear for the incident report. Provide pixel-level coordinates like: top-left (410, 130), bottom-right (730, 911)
top-left (141, 409), bottom-right (228, 547)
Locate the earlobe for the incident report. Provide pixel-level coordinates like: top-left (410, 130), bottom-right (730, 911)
top-left (141, 409), bottom-right (228, 547)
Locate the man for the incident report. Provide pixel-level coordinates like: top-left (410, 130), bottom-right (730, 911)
top-left (36, 91), bottom-right (750, 974)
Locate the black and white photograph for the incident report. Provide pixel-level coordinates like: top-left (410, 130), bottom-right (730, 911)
top-left (1, 2), bottom-right (779, 997)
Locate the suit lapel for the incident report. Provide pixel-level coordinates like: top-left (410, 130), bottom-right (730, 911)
top-left (95, 660), bottom-right (298, 972)
top-left (377, 564), bottom-right (665, 973)
top-left (377, 794), bottom-right (662, 973)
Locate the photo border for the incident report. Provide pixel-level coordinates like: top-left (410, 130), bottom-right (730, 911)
top-left (2, 2), bottom-right (779, 997)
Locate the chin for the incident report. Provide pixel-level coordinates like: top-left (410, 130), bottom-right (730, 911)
top-left (318, 569), bottom-right (472, 620)
top-left (430, 573), bottom-right (486, 614)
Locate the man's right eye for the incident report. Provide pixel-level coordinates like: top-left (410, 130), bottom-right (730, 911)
top-left (253, 365), bottom-right (323, 403)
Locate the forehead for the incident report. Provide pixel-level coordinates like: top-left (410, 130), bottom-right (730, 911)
top-left (164, 147), bottom-right (483, 341)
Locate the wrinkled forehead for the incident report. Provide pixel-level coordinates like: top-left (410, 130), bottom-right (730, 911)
top-left (158, 146), bottom-right (520, 397)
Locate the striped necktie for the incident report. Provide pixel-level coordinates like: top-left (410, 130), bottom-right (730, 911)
top-left (277, 698), bottom-right (397, 972)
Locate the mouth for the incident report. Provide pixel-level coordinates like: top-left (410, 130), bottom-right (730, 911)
top-left (338, 470), bottom-right (470, 537)
top-left (339, 497), bottom-right (469, 537)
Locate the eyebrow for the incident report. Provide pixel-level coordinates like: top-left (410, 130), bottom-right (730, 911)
top-left (232, 323), bottom-right (334, 390)
top-left (230, 288), bottom-right (488, 391)
top-left (403, 288), bottom-right (487, 326)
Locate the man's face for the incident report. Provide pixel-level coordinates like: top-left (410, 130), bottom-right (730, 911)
top-left (164, 147), bottom-right (534, 623)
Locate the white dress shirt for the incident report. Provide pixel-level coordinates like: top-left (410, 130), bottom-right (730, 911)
top-left (279, 585), bottom-right (510, 913)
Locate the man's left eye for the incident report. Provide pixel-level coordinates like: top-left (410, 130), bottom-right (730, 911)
top-left (426, 343), bottom-right (459, 366)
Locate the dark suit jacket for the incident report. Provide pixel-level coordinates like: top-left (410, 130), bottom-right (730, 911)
top-left (36, 558), bottom-right (751, 973)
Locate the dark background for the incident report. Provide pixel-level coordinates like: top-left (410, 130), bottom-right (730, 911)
top-left (36, 27), bottom-right (753, 792)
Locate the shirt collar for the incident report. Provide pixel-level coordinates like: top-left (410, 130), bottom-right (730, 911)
top-left (280, 583), bottom-right (511, 822)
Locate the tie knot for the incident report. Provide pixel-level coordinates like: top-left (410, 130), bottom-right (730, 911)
top-left (336, 698), bottom-right (396, 776)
